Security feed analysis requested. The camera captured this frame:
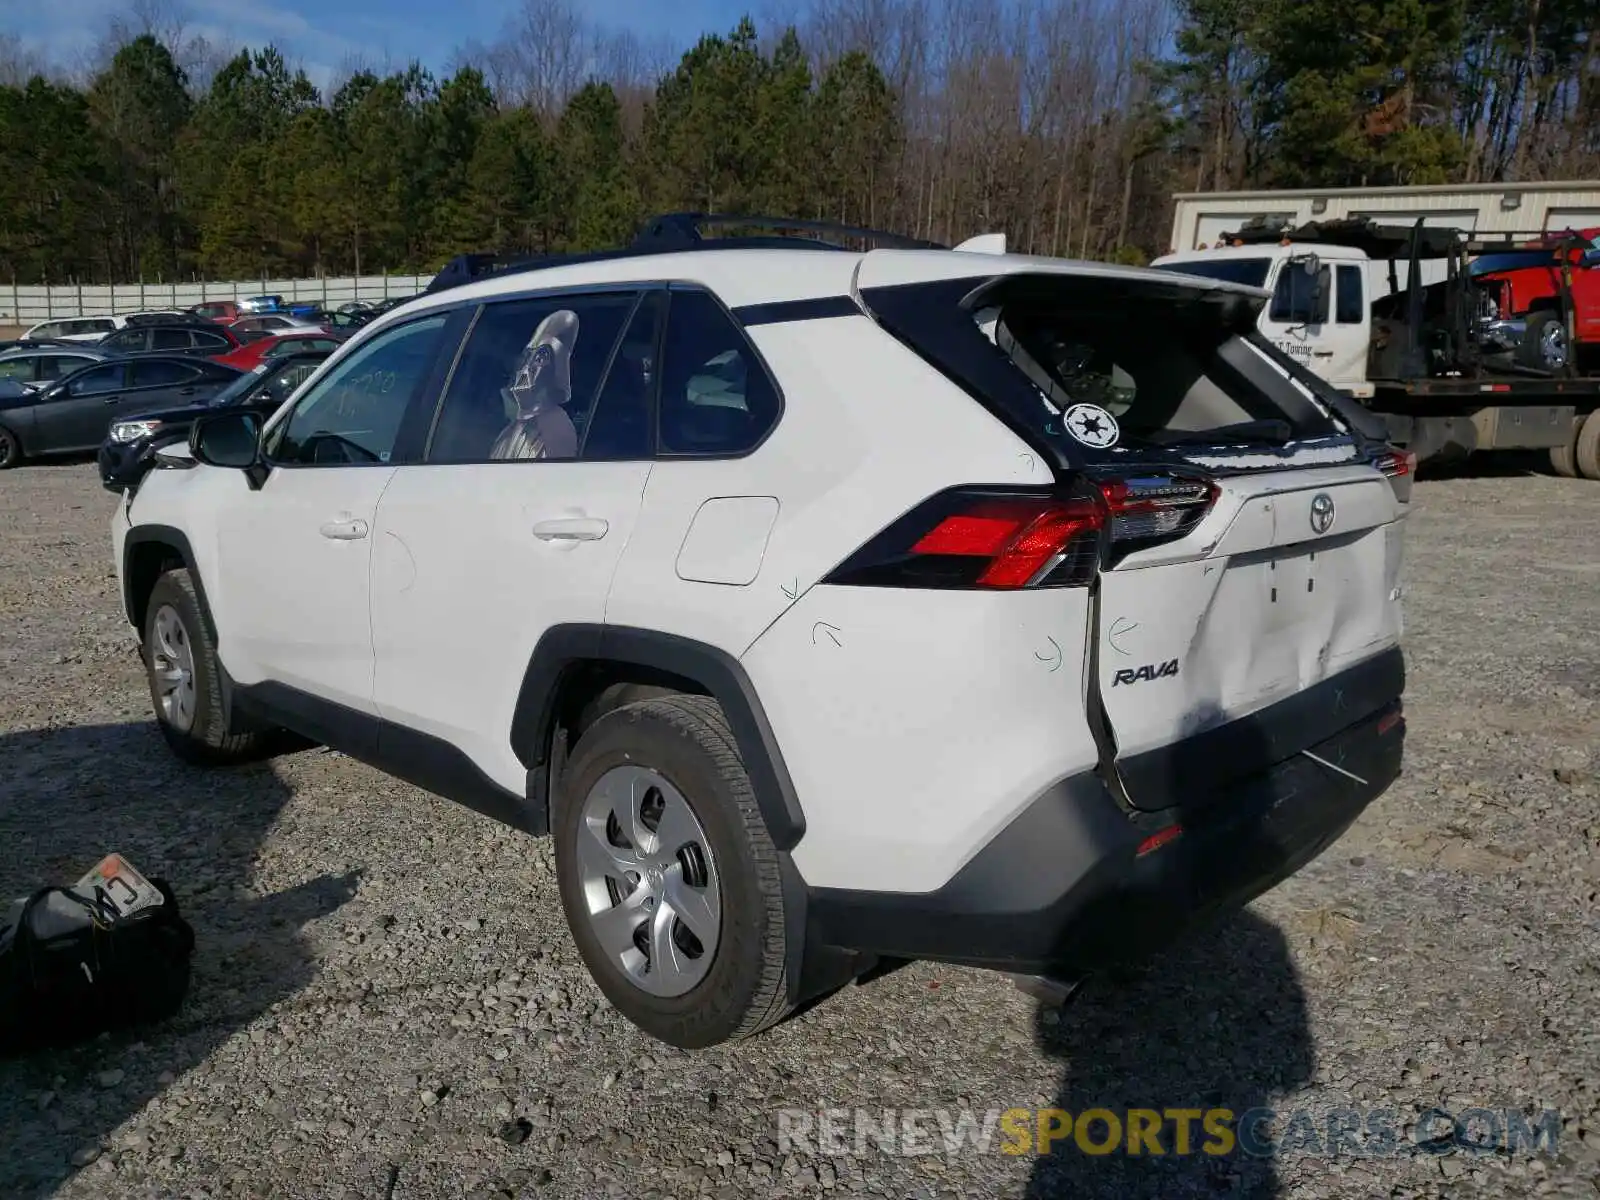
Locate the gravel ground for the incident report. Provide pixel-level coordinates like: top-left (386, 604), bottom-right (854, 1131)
top-left (1, 459), bottom-right (1597, 1200)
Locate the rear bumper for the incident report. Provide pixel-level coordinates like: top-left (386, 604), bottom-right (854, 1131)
top-left (805, 666), bottom-right (1405, 977)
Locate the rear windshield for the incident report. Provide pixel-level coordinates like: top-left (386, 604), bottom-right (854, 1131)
top-left (1156, 257), bottom-right (1273, 288)
top-left (861, 272), bottom-right (1367, 468)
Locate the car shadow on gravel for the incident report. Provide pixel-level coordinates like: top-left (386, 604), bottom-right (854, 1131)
top-left (0, 720), bottom-right (356, 1198)
top-left (1025, 910), bottom-right (1310, 1199)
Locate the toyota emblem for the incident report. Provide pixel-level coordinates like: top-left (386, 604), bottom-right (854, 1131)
top-left (1309, 492), bottom-right (1336, 535)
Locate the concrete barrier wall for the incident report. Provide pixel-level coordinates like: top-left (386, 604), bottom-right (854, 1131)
top-left (0, 275), bottom-right (432, 325)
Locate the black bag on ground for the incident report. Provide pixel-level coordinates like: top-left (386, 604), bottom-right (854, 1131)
top-left (0, 875), bottom-right (195, 1056)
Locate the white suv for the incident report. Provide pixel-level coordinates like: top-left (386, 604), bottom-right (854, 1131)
top-left (111, 217), bottom-right (1412, 1049)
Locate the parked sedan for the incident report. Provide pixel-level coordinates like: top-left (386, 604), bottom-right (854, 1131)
top-left (98, 351), bottom-right (327, 490)
top-left (0, 345), bottom-right (110, 392)
top-left (216, 329), bottom-right (346, 371)
top-left (229, 313), bottom-right (327, 341)
top-left (0, 355), bottom-right (243, 469)
top-left (98, 322), bottom-right (242, 358)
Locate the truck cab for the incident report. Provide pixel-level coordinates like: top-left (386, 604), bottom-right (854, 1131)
top-left (1152, 243), bottom-right (1378, 398)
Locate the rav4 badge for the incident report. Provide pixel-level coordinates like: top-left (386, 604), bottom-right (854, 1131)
top-left (1112, 659), bottom-right (1180, 686)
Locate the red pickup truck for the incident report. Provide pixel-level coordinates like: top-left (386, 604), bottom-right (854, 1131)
top-left (1471, 228), bottom-right (1600, 374)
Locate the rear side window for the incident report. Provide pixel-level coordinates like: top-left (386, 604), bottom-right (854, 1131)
top-left (152, 328), bottom-right (191, 351)
top-left (1336, 265), bottom-right (1364, 324)
top-left (657, 290), bottom-right (781, 456)
top-left (192, 330), bottom-right (230, 351)
top-left (426, 292), bottom-right (635, 463)
top-left (582, 291), bottom-right (664, 460)
top-left (131, 359), bottom-right (198, 387)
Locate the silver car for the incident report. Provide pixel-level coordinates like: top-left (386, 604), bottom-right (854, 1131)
top-left (0, 345), bottom-right (111, 392)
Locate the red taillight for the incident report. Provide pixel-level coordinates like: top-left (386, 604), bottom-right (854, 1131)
top-left (1099, 477), bottom-right (1218, 545)
top-left (1375, 448), bottom-right (1416, 503)
top-left (824, 473), bottom-right (1217, 591)
top-left (1136, 824), bottom-right (1183, 857)
top-left (909, 498), bottom-right (1104, 588)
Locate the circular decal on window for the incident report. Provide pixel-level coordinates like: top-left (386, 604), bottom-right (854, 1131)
top-left (1062, 403), bottom-right (1120, 449)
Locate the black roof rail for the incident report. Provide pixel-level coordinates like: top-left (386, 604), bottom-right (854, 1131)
top-left (424, 212), bottom-right (942, 296)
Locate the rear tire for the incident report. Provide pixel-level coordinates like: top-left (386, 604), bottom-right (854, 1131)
top-left (1549, 415), bottom-right (1581, 478)
top-left (554, 694), bottom-right (794, 1048)
top-left (0, 424), bottom-right (20, 469)
top-left (1575, 412), bottom-right (1600, 481)
top-left (143, 568), bottom-right (266, 765)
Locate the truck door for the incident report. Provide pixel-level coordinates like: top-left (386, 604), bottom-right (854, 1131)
top-left (1259, 256), bottom-right (1332, 376)
top-left (1322, 263), bottom-right (1372, 394)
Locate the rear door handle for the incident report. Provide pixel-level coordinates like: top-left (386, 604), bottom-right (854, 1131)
top-left (1312, 350), bottom-right (1334, 358)
top-left (319, 517), bottom-right (369, 540)
top-left (102, 395), bottom-right (123, 404)
top-left (532, 516), bottom-right (609, 542)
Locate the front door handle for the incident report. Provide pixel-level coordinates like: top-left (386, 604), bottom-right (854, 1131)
top-left (532, 516), bottom-right (609, 542)
top-left (319, 517), bottom-right (370, 540)
top-left (102, 395), bottom-right (123, 404)
top-left (1312, 350), bottom-right (1334, 358)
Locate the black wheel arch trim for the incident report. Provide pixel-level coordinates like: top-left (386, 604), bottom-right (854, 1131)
top-left (122, 524), bottom-right (217, 643)
top-left (510, 624), bottom-right (806, 852)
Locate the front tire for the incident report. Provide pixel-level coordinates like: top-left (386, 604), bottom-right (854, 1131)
top-left (555, 694), bottom-right (794, 1048)
top-left (143, 568), bottom-right (265, 765)
top-left (1517, 313), bottom-right (1569, 372)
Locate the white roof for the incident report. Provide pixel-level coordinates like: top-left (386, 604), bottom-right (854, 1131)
top-left (384, 244), bottom-right (1272, 328)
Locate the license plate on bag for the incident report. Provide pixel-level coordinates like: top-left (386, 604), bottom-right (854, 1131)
top-left (74, 853), bottom-right (164, 919)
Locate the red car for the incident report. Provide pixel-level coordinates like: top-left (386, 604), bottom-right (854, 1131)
top-left (217, 330), bottom-right (347, 371)
top-left (1473, 227), bottom-right (1600, 373)
top-left (189, 300), bottom-right (244, 323)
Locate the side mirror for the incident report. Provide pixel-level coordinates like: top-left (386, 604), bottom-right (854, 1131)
top-left (1301, 252), bottom-right (1323, 277)
top-left (191, 411), bottom-right (265, 485)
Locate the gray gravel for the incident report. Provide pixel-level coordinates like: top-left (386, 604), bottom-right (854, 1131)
top-left (1, 459), bottom-right (1598, 1200)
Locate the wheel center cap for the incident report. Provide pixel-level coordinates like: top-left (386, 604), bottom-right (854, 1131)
top-left (646, 866), bottom-right (665, 890)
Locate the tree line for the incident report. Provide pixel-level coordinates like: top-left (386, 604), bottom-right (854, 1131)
top-left (0, 0), bottom-right (1593, 285)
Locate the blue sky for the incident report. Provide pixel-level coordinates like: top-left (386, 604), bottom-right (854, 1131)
top-left (10, 0), bottom-right (768, 90)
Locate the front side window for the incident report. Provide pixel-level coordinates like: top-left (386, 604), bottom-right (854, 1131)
top-left (266, 315), bottom-right (447, 466)
top-left (30, 323), bottom-right (63, 339)
top-left (68, 365), bottom-right (126, 396)
top-left (656, 290), bottom-right (781, 456)
top-left (0, 358), bottom-right (35, 383)
top-left (1270, 263), bottom-right (1332, 325)
top-left (104, 329), bottom-right (147, 352)
top-left (426, 292), bottom-right (636, 463)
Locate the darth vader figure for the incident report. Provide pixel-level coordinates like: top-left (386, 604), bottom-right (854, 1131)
top-left (490, 309), bottom-right (581, 460)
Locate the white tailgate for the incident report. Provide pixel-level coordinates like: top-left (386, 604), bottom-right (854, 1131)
top-left (1096, 465), bottom-right (1405, 764)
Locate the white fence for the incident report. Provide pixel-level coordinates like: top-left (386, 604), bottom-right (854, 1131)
top-left (0, 275), bottom-right (433, 324)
